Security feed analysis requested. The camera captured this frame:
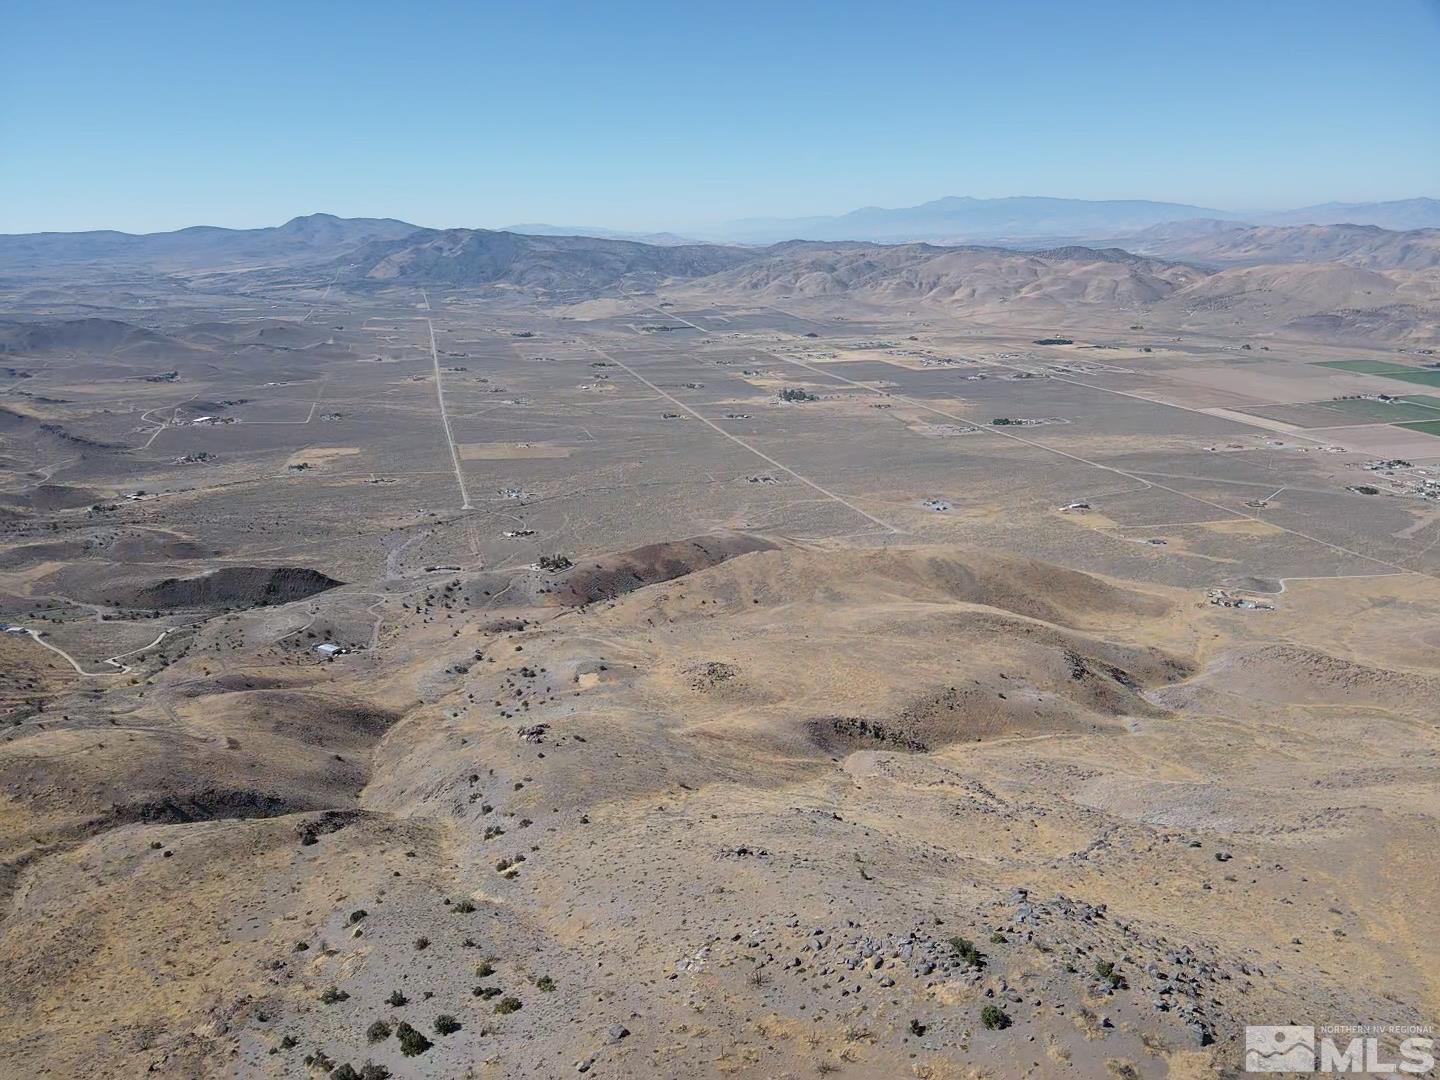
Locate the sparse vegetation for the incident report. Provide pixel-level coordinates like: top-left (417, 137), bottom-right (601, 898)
top-left (948, 935), bottom-right (986, 969)
top-left (494, 996), bottom-right (523, 1014)
top-left (395, 1022), bottom-right (433, 1056)
top-left (981, 1004), bottom-right (1011, 1030)
top-left (1095, 959), bottom-right (1127, 989)
top-left (433, 1014), bottom-right (461, 1035)
top-left (366, 1020), bottom-right (391, 1043)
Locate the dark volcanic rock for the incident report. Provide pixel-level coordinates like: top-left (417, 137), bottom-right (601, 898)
top-left (113, 566), bottom-right (343, 610)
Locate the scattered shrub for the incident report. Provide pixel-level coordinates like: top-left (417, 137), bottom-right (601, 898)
top-left (395, 1022), bottom-right (433, 1057)
top-left (948, 936), bottom-right (986, 969)
top-left (981, 1004), bottom-right (1011, 1030)
top-left (1094, 959), bottom-right (1127, 989)
top-left (366, 1020), bottom-right (391, 1044)
top-left (434, 1014), bottom-right (461, 1036)
top-left (319, 986), bottom-right (350, 1005)
top-left (494, 996), bottom-right (522, 1015)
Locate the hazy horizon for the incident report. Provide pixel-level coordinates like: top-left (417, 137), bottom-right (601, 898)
top-left (3, 192), bottom-right (1440, 241)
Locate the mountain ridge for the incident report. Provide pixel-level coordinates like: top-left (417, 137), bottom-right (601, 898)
top-left (710, 195), bottom-right (1440, 244)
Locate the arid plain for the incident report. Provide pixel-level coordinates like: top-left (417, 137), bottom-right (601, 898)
top-left (1, 221), bottom-right (1438, 1078)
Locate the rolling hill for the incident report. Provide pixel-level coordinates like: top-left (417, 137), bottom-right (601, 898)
top-left (675, 241), bottom-right (1207, 318)
top-left (1122, 220), bottom-right (1440, 270)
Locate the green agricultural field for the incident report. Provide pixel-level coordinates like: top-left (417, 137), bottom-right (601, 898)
top-left (1321, 398), bottom-right (1440, 422)
top-left (1395, 420), bottom-right (1440, 438)
top-left (1378, 369), bottom-right (1440, 388)
top-left (1313, 359), bottom-right (1415, 373)
top-left (1400, 394), bottom-right (1440, 410)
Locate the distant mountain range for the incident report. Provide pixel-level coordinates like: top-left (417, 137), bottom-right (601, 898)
top-left (3, 210), bottom-right (1437, 347)
top-left (4, 201), bottom-right (1440, 303)
top-left (1256, 198), bottom-right (1440, 230)
top-left (340, 228), bottom-right (749, 292)
top-left (499, 223), bottom-right (697, 246)
top-left (5, 199), bottom-right (1440, 276)
top-left (0, 213), bottom-right (419, 271)
top-left (713, 197), bottom-right (1241, 244)
top-left (706, 195), bottom-right (1440, 244)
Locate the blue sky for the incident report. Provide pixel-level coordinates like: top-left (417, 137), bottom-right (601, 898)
top-left (2, 0), bottom-right (1437, 233)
